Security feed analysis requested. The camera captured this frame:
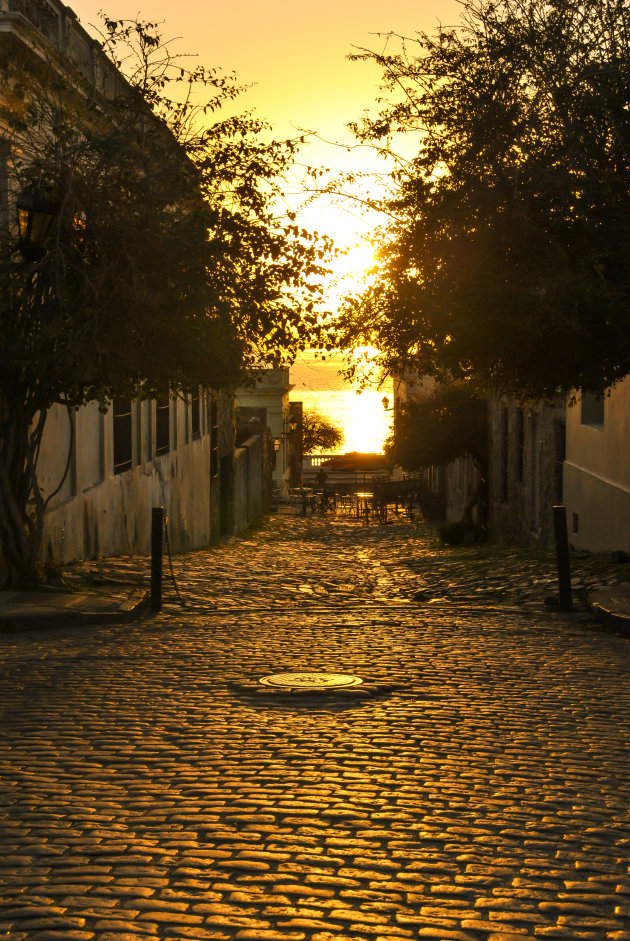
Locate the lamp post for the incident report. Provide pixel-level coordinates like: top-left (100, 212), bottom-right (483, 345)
top-left (16, 188), bottom-right (59, 262)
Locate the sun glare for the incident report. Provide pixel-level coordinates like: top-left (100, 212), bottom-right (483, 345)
top-left (330, 239), bottom-right (377, 290)
top-left (297, 196), bottom-right (382, 303)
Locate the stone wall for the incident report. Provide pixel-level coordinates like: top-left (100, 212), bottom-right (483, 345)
top-left (487, 398), bottom-right (565, 546)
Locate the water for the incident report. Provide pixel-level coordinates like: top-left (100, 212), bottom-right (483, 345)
top-left (290, 351), bottom-right (393, 455)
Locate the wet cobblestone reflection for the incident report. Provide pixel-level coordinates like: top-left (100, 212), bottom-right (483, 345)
top-left (1, 512), bottom-right (630, 940)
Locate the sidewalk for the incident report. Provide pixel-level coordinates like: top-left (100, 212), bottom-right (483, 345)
top-left (0, 583), bottom-right (148, 629)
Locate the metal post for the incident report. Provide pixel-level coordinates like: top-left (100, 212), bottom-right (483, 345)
top-left (553, 505), bottom-right (573, 611)
top-left (151, 506), bottom-right (164, 611)
top-left (301, 491), bottom-right (307, 517)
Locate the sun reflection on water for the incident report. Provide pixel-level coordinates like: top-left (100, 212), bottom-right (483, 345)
top-left (290, 352), bottom-right (392, 455)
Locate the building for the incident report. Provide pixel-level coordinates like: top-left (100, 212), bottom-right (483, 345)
top-left (236, 367), bottom-right (301, 495)
top-left (0, 0), bottom-right (268, 582)
top-left (563, 383), bottom-right (630, 553)
top-left (486, 398), bottom-right (565, 546)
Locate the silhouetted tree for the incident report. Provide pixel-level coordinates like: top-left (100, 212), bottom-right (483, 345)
top-left (386, 383), bottom-right (487, 525)
top-left (302, 409), bottom-right (344, 454)
top-left (336, 0), bottom-right (630, 400)
top-left (0, 18), bottom-right (331, 585)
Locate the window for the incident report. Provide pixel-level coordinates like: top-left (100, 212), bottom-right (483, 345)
top-left (191, 390), bottom-right (201, 440)
top-left (581, 392), bottom-right (604, 429)
top-left (515, 408), bottom-right (524, 483)
top-left (501, 406), bottom-right (509, 502)
top-left (0, 140), bottom-right (9, 233)
top-left (209, 396), bottom-right (219, 478)
top-left (113, 398), bottom-right (133, 475)
top-left (155, 398), bottom-right (170, 455)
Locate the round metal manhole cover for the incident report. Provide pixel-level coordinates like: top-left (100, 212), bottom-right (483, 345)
top-left (259, 671), bottom-right (363, 690)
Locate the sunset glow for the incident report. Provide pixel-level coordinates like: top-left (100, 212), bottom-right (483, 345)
top-left (70, 0), bottom-right (459, 256)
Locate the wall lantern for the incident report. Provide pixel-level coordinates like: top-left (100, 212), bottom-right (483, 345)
top-left (273, 438), bottom-right (281, 452)
top-left (382, 395), bottom-right (390, 410)
top-left (16, 189), bottom-right (59, 262)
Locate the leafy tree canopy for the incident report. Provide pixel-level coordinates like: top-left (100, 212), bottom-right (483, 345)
top-left (0, 17), bottom-right (332, 408)
top-left (385, 383), bottom-right (487, 471)
top-left (0, 17), bottom-right (332, 584)
top-left (301, 409), bottom-right (344, 454)
top-left (334, 0), bottom-right (630, 400)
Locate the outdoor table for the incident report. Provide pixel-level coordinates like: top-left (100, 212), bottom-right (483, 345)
top-left (355, 491), bottom-right (374, 521)
top-left (292, 487), bottom-right (315, 516)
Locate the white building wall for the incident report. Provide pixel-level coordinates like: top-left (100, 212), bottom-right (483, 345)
top-left (236, 368), bottom-right (293, 494)
top-left (564, 380), bottom-right (630, 552)
top-left (37, 393), bottom-right (217, 566)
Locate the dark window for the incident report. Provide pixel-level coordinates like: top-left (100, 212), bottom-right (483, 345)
top-left (530, 412), bottom-right (539, 527)
top-left (191, 391), bottom-right (201, 440)
top-left (554, 420), bottom-right (566, 505)
top-left (113, 398), bottom-right (133, 475)
top-left (501, 406), bottom-right (509, 502)
top-left (581, 392), bottom-right (604, 428)
top-left (515, 408), bottom-right (524, 483)
top-left (155, 398), bottom-right (170, 455)
top-left (210, 396), bottom-right (219, 478)
top-left (0, 140), bottom-right (9, 232)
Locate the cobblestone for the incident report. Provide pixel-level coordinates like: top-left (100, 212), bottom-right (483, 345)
top-left (1, 512), bottom-right (630, 939)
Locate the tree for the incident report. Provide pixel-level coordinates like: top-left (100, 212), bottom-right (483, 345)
top-left (386, 384), bottom-right (487, 470)
top-left (335, 0), bottom-right (630, 400)
top-left (301, 409), bottom-right (344, 454)
top-left (0, 18), bottom-right (331, 585)
top-left (386, 383), bottom-right (487, 525)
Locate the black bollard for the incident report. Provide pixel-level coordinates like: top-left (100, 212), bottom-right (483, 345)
top-left (151, 506), bottom-right (164, 611)
top-left (553, 505), bottom-right (573, 611)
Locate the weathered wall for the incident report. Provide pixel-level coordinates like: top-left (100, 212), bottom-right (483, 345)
top-left (32, 390), bottom-right (247, 570)
top-left (42, 437), bottom-right (212, 564)
top-left (564, 381), bottom-right (630, 552)
top-left (444, 455), bottom-right (482, 525)
top-left (231, 434), bottom-right (268, 535)
top-left (245, 434), bottom-right (263, 522)
top-left (233, 446), bottom-right (249, 536)
top-left (487, 398), bottom-right (565, 546)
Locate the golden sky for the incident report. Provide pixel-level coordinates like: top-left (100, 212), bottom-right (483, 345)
top-left (72, 0), bottom-right (460, 283)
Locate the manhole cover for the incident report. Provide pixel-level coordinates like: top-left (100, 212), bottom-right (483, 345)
top-left (259, 671), bottom-right (363, 690)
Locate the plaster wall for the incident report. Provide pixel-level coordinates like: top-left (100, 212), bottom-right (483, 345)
top-left (236, 368), bottom-right (292, 492)
top-left (564, 379), bottom-right (630, 551)
top-left (563, 461), bottom-right (630, 552)
top-left (32, 390), bottom-right (242, 569)
top-left (231, 435), bottom-right (266, 536)
top-left (487, 399), bottom-right (565, 546)
top-left (42, 436), bottom-right (212, 564)
top-left (445, 455), bottom-right (482, 524)
top-left (233, 446), bottom-right (249, 535)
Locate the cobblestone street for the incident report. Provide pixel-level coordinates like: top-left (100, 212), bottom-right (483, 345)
top-left (2, 512), bottom-right (630, 941)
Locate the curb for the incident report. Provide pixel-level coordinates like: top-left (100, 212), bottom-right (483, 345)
top-left (588, 585), bottom-right (630, 637)
top-left (0, 588), bottom-right (149, 631)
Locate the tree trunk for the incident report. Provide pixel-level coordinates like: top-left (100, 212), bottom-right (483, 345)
top-left (0, 396), bottom-right (46, 587)
top-left (462, 457), bottom-right (488, 531)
